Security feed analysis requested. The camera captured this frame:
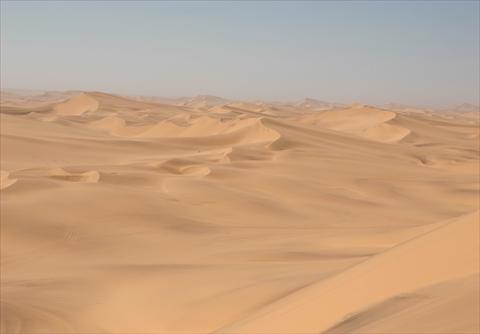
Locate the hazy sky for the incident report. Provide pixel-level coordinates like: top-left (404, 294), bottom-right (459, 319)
top-left (1, 1), bottom-right (479, 106)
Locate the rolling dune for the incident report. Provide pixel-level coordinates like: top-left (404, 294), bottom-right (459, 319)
top-left (1, 92), bottom-right (479, 333)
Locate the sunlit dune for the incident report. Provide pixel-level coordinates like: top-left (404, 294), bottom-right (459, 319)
top-left (0, 170), bottom-right (17, 190)
top-left (296, 104), bottom-right (411, 143)
top-left (53, 92), bottom-right (99, 116)
top-left (1, 91), bottom-right (479, 333)
top-left (221, 211), bottom-right (479, 333)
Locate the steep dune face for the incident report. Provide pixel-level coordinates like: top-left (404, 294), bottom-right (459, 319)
top-left (53, 93), bottom-right (99, 116)
top-left (221, 211), bottom-right (479, 333)
top-left (1, 92), bottom-right (479, 333)
top-left (326, 273), bottom-right (479, 334)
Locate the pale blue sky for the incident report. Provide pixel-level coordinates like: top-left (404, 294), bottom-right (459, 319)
top-left (1, 1), bottom-right (479, 106)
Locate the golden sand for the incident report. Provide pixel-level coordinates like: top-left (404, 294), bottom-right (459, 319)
top-left (1, 92), bottom-right (479, 333)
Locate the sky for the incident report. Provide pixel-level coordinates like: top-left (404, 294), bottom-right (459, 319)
top-left (1, 0), bottom-right (479, 106)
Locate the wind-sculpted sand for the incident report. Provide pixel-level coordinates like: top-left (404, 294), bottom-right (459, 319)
top-left (1, 92), bottom-right (479, 333)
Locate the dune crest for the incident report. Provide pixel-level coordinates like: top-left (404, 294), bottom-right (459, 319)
top-left (135, 117), bottom-right (268, 138)
top-left (87, 114), bottom-right (281, 146)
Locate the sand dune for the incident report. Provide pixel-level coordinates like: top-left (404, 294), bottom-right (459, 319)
top-left (53, 93), bottom-right (99, 116)
top-left (136, 117), bottom-right (280, 145)
top-left (0, 170), bottom-right (17, 190)
top-left (326, 273), bottom-right (479, 334)
top-left (297, 104), bottom-right (411, 143)
top-left (220, 211), bottom-right (479, 333)
top-left (47, 168), bottom-right (100, 183)
top-left (179, 95), bottom-right (232, 110)
top-left (87, 114), bottom-right (281, 146)
top-left (89, 115), bottom-right (126, 131)
top-left (1, 91), bottom-right (478, 333)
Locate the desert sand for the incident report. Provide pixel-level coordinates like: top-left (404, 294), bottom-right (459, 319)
top-left (0, 91), bottom-right (479, 333)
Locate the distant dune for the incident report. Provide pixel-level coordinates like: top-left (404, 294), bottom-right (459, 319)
top-left (53, 92), bottom-right (99, 116)
top-left (297, 104), bottom-right (411, 143)
top-left (1, 91), bottom-right (478, 333)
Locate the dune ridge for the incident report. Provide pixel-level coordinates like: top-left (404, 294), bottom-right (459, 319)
top-left (88, 114), bottom-right (281, 146)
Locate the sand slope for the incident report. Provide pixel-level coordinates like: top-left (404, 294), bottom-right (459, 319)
top-left (220, 211), bottom-right (480, 333)
top-left (327, 273), bottom-right (479, 334)
top-left (1, 91), bottom-right (478, 333)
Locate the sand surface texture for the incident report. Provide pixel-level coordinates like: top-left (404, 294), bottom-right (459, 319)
top-left (1, 92), bottom-right (479, 333)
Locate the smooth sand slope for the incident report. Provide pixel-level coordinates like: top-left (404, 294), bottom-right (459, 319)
top-left (1, 92), bottom-right (479, 333)
top-left (221, 211), bottom-right (480, 333)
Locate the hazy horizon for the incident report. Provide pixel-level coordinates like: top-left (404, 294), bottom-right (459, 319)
top-left (2, 87), bottom-right (480, 111)
top-left (1, 1), bottom-right (479, 107)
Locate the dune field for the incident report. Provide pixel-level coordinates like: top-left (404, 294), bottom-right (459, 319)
top-left (0, 91), bottom-right (479, 333)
